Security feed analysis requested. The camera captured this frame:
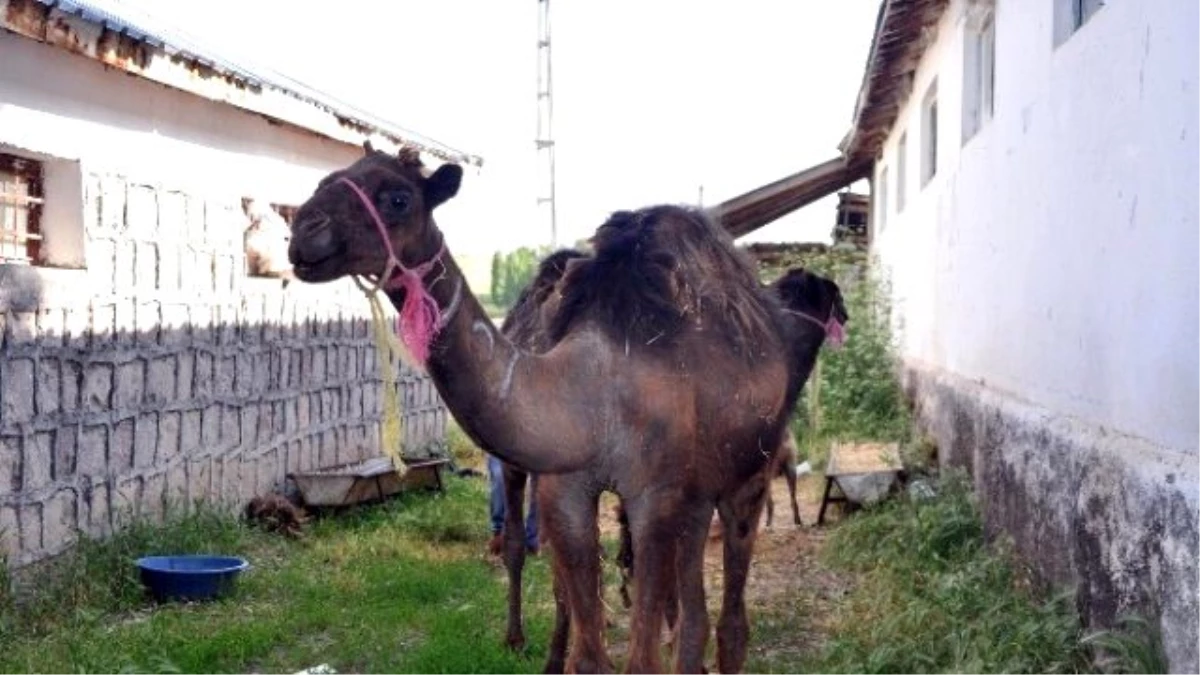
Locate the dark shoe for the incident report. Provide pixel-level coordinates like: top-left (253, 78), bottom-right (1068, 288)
top-left (526, 543), bottom-right (540, 556)
top-left (488, 533), bottom-right (504, 556)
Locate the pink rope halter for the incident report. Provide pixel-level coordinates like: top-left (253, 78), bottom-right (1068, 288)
top-left (786, 308), bottom-right (846, 350)
top-left (339, 177), bottom-right (446, 365)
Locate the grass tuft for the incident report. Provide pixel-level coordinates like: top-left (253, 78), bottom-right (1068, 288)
top-left (0, 478), bottom-right (551, 674)
top-left (1, 501), bottom-right (249, 640)
top-left (815, 471), bottom-right (1094, 674)
top-left (1082, 615), bottom-right (1168, 674)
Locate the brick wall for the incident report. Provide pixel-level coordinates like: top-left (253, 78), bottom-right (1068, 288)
top-left (0, 172), bottom-right (448, 567)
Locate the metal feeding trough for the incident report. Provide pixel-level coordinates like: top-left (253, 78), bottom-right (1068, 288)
top-left (289, 456), bottom-right (449, 507)
top-left (817, 441), bottom-right (903, 524)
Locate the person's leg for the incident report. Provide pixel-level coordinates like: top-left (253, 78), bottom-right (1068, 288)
top-left (525, 473), bottom-right (540, 551)
top-left (487, 454), bottom-right (506, 554)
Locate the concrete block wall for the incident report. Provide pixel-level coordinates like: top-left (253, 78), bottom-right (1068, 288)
top-left (0, 172), bottom-right (448, 567)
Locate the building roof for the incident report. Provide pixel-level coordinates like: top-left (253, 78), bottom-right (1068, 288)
top-left (0, 0), bottom-right (482, 166)
top-left (839, 0), bottom-right (949, 165)
top-left (710, 0), bottom-right (948, 238)
top-left (709, 157), bottom-right (867, 238)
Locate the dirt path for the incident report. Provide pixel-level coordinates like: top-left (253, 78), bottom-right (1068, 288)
top-left (595, 472), bottom-right (853, 670)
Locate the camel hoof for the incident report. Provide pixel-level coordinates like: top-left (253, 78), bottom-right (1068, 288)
top-left (505, 633), bottom-right (526, 651)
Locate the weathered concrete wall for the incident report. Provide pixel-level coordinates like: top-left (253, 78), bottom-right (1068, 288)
top-left (0, 175), bottom-right (447, 569)
top-left (863, 0), bottom-right (1197, 669)
top-left (905, 365), bottom-right (1198, 672)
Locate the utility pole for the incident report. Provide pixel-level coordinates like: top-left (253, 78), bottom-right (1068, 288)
top-left (536, 0), bottom-right (558, 247)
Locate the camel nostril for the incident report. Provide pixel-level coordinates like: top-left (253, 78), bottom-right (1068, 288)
top-left (294, 213), bottom-right (331, 236)
top-left (289, 214), bottom-right (339, 266)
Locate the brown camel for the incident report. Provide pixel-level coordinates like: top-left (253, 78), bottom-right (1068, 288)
top-left (287, 146), bottom-right (800, 673)
top-left (763, 267), bottom-right (849, 528)
top-left (613, 266), bottom-right (849, 650)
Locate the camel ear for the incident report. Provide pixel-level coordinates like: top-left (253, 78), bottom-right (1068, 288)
top-left (425, 163), bottom-right (462, 209)
top-left (826, 279), bottom-right (850, 324)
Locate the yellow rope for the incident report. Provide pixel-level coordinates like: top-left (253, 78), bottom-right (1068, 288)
top-left (364, 285), bottom-right (410, 476)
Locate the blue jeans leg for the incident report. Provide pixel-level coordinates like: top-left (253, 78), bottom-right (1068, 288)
top-left (487, 454), bottom-right (505, 535)
top-left (526, 474), bottom-right (539, 549)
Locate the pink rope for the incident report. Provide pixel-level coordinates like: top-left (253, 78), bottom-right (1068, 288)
top-left (339, 177), bottom-right (446, 364)
top-left (785, 308), bottom-right (846, 350)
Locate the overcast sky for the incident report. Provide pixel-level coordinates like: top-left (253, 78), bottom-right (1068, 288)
top-left (113, 0), bottom-right (877, 254)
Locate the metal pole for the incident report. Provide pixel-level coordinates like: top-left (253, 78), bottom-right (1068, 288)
top-left (536, 0), bottom-right (558, 247)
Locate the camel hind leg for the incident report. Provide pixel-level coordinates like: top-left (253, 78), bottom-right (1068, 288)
top-left (779, 431), bottom-right (803, 526)
top-left (671, 503), bottom-right (713, 674)
top-left (715, 474), bottom-right (769, 674)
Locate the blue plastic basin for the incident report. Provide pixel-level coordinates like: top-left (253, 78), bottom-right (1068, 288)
top-left (136, 555), bottom-right (249, 602)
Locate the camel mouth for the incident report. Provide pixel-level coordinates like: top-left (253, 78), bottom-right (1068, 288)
top-left (291, 256), bottom-right (343, 283)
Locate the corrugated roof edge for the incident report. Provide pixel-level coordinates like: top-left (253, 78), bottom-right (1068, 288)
top-left (838, 0), bottom-right (949, 166)
top-left (6, 0), bottom-right (482, 167)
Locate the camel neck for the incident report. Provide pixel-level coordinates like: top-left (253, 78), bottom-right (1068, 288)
top-left (384, 243), bottom-right (603, 475)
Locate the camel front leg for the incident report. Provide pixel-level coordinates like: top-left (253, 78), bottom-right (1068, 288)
top-left (501, 463), bottom-right (530, 650)
top-left (540, 475), bottom-right (612, 674)
top-left (544, 560), bottom-right (572, 673)
top-left (716, 476), bottom-right (768, 674)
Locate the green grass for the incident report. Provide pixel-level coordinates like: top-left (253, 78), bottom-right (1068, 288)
top-left (0, 479), bottom-right (556, 674)
top-left (0, 469), bottom-right (1161, 674)
top-left (810, 472), bottom-right (1093, 674)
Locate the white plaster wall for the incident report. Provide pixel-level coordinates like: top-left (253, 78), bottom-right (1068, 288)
top-left (0, 30), bottom-right (361, 211)
top-left (871, 0), bottom-right (1198, 455)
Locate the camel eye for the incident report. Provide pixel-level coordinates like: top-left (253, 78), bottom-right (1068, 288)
top-left (380, 190), bottom-right (411, 217)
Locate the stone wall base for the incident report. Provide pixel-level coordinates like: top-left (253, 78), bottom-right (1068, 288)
top-left (903, 364), bottom-right (1198, 673)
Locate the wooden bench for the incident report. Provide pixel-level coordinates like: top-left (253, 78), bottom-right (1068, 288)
top-left (817, 442), bottom-right (903, 525)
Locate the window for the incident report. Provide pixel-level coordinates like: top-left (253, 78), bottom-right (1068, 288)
top-left (1056, 0), bottom-right (1103, 45)
top-left (896, 133), bottom-right (908, 212)
top-left (921, 81), bottom-right (938, 186)
top-left (271, 203), bottom-right (299, 225)
top-left (0, 153), bottom-right (44, 265)
top-left (876, 166), bottom-right (889, 233)
top-left (963, 13), bottom-right (996, 143)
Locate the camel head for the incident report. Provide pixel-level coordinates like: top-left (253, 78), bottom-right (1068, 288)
top-left (288, 144), bottom-right (463, 284)
top-left (772, 267), bottom-right (850, 333)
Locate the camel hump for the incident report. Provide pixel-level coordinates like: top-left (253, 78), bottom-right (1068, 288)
top-left (501, 248), bottom-right (588, 350)
top-left (549, 204), bottom-right (780, 355)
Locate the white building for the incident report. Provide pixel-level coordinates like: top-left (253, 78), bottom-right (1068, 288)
top-left (0, 0), bottom-right (477, 566)
top-left (842, 0), bottom-right (1197, 670)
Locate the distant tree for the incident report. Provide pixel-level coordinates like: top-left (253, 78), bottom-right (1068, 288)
top-left (489, 251), bottom-right (503, 303)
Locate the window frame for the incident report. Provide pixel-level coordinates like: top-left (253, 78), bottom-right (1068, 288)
top-left (1055, 0), bottom-right (1104, 45)
top-left (0, 153), bottom-right (45, 265)
top-left (877, 166), bottom-right (889, 234)
top-left (963, 12), bottom-right (996, 144)
top-left (921, 81), bottom-right (939, 187)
